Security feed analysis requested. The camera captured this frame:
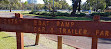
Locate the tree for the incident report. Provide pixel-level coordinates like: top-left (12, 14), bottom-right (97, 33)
top-left (8, 0), bottom-right (21, 12)
top-left (55, 0), bottom-right (59, 2)
top-left (23, 1), bottom-right (28, 10)
top-left (105, 0), bottom-right (111, 8)
top-left (71, 0), bottom-right (81, 16)
top-left (36, 4), bottom-right (44, 10)
top-left (78, 0), bottom-right (81, 12)
top-left (0, 0), bottom-right (9, 10)
top-left (87, 0), bottom-right (106, 11)
top-left (81, 2), bottom-right (90, 10)
top-left (43, 0), bottom-right (69, 11)
top-left (43, 0), bottom-right (49, 11)
top-left (0, 0), bottom-right (9, 6)
top-left (58, 1), bottom-right (69, 10)
top-left (0, 0), bottom-right (39, 10)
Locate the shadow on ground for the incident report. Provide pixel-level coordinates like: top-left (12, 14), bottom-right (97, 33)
top-left (98, 38), bottom-right (111, 44)
top-left (2, 36), bottom-right (16, 38)
top-left (24, 44), bottom-right (36, 47)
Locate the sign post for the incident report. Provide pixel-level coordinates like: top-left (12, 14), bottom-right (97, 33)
top-left (91, 37), bottom-right (98, 49)
top-left (35, 34), bottom-right (40, 45)
top-left (91, 15), bottom-right (100, 49)
top-left (15, 13), bottom-right (24, 49)
top-left (58, 36), bottom-right (62, 49)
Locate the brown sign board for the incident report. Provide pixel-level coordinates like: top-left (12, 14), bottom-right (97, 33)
top-left (0, 17), bottom-right (111, 38)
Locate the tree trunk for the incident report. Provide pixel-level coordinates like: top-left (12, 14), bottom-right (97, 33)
top-left (71, 0), bottom-right (78, 16)
top-left (10, 7), bottom-right (12, 12)
top-left (78, 0), bottom-right (81, 12)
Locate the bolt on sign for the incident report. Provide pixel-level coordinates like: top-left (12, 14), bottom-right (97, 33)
top-left (0, 15), bottom-right (111, 38)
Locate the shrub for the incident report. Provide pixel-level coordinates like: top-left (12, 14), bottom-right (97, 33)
top-left (103, 12), bottom-right (110, 16)
top-left (90, 12), bottom-right (110, 17)
top-left (62, 12), bottom-right (70, 16)
top-left (90, 13), bottom-right (99, 16)
top-left (29, 11), bottom-right (70, 16)
top-left (99, 13), bottom-right (104, 16)
top-left (29, 12), bottom-right (33, 14)
top-left (29, 11), bottom-right (37, 14)
top-left (35, 12), bottom-right (51, 16)
top-left (76, 13), bottom-right (86, 17)
top-left (54, 12), bottom-right (70, 16)
top-left (55, 12), bottom-right (61, 16)
top-left (79, 13), bottom-right (86, 16)
top-left (35, 12), bottom-right (40, 15)
top-left (109, 12), bottom-right (111, 15)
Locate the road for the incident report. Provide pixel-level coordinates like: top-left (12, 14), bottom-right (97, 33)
top-left (43, 34), bottom-right (111, 49)
top-left (0, 13), bottom-right (111, 49)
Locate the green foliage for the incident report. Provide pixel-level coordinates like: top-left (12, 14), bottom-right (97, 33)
top-left (110, 12), bottom-right (111, 15)
top-left (36, 4), bottom-right (45, 10)
top-left (81, 2), bottom-right (91, 10)
top-left (36, 12), bottom-right (50, 15)
top-left (29, 11), bottom-right (87, 17)
top-left (24, 1), bottom-right (28, 5)
top-left (29, 11), bottom-right (70, 16)
top-left (54, 12), bottom-right (70, 16)
top-left (53, 17), bottom-right (92, 20)
top-left (38, 16), bottom-right (92, 20)
top-left (90, 12), bottom-right (111, 17)
top-left (0, 0), bottom-right (22, 10)
top-left (58, 1), bottom-right (69, 9)
top-left (29, 11), bottom-right (37, 14)
top-left (0, 0), bottom-right (9, 4)
top-left (105, 0), bottom-right (111, 8)
top-left (0, 0), bottom-right (71, 10)
top-left (43, 0), bottom-right (70, 11)
top-left (76, 13), bottom-right (86, 16)
top-left (87, 0), bottom-right (106, 11)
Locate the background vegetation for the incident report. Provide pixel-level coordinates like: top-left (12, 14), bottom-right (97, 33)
top-left (0, 0), bottom-right (111, 11)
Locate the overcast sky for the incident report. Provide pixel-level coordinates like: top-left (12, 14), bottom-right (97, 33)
top-left (21, 0), bottom-right (87, 5)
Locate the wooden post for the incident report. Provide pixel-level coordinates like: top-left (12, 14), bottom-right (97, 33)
top-left (35, 34), bottom-right (40, 45)
top-left (15, 13), bottom-right (24, 49)
top-left (91, 15), bottom-right (100, 49)
top-left (93, 15), bottom-right (100, 22)
top-left (91, 37), bottom-right (98, 49)
top-left (57, 36), bottom-right (62, 49)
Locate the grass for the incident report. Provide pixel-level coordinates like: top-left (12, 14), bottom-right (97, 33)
top-left (108, 16), bottom-right (111, 17)
top-left (22, 13), bottom-right (39, 16)
top-left (22, 13), bottom-right (92, 20)
top-left (12, 11), bottom-right (30, 13)
top-left (0, 32), bottom-right (16, 49)
top-left (46, 16), bottom-right (92, 20)
top-left (0, 11), bottom-right (30, 13)
top-left (0, 32), bottom-right (76, 49)
top-left (0, 11), bottom-right (92, 20)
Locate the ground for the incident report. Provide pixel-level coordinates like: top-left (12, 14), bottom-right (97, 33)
top-left (0, 32), bottom-right (76, 49)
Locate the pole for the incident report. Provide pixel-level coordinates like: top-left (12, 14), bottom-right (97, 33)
top-left (15, 13), bottom-right (24, 49)
top-left (91, 15), bottom-right (100, 49)
top-left (35, 34), bottom-right (40, 45)
top-left (57, 36), bottom-right (62, 49)
top-left (91, 37), bottom-right (98, 49)
top-left (53, 0), bottom-right (55, 17)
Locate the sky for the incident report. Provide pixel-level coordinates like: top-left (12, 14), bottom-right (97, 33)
top-left (21, 0), bottom-right (87, 5)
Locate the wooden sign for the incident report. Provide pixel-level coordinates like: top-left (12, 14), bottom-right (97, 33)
top-left (0, 16), bottom-right (111, 38)
top-left (1, 13), bottom-right (110, 49)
